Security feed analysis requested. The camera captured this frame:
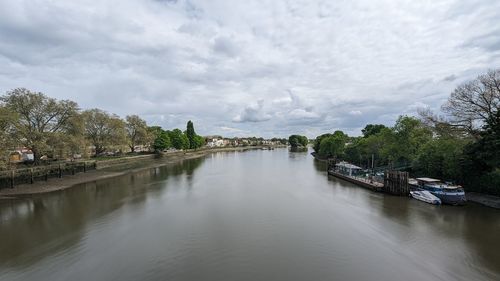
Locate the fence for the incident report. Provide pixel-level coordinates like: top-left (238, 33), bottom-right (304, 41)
top-left (0, 161), bottom-right (97, 189)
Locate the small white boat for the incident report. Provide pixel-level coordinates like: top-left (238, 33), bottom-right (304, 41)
top-left (410, 190), bottom-right (441, 205)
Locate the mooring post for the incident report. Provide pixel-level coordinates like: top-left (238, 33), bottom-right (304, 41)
top-left (10, 170), bottom-right (15, 189)
top-left (59, 164), bottom-right (62, 178)
top-left (30, 168), bottom-right (34, 184)
top-left (83, 162), bottom-right (86, 173)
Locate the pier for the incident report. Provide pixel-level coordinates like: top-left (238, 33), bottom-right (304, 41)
top-left (327, 161), bottom-right (409, 195)
top-left (327, 170), bottom-right (383, 190)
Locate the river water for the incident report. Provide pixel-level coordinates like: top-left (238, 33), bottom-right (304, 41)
top-left (1, 148), bottom-right (499, 281)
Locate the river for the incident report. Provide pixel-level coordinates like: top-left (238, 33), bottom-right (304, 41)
top-left (1, 148), bottom-right (499, 281)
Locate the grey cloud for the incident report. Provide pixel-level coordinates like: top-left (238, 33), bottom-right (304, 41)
top-left (464, 30), bottom-right (500, 52)
top-left (213, 36), bottom-right (239, 57)
top-left (233, 100), bottom-right (272, 123)
top-left (1, 0), bottom-right (500, 138)
top-left (443, 74), bottom-right (457, 82)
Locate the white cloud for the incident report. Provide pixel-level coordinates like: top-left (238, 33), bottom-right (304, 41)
top-left (1, 0), bottom-right (499, 137)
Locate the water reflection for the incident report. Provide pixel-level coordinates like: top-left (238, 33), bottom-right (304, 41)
top-left (0, 149), bottom-right (499, 281)
top-left (289, 147), bottom-right (308, 153)
top-left (0, 157), bottom-right (205, 268)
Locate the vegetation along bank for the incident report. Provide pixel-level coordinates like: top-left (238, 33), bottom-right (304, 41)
top-left (312, 69), bottom-right (499, 197)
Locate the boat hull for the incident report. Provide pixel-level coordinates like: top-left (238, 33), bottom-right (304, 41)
top-left (410, 191), bottom-right (441, 205)
top-left (430, 192), bottom-right (467, 205)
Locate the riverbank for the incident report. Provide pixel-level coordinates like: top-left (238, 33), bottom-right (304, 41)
top-left (0, 146), bottom-right (281, 199)
top-left (466, 192), bottom-right (500, 209)
top-left (312, 152), bottom-right (500, 209)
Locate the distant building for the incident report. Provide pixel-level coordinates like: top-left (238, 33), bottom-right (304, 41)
top-left (9, 148), bottom-right (34, 163)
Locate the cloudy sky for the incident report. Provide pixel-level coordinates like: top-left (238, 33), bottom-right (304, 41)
top-left (1, 0), bottom-right (499, 137)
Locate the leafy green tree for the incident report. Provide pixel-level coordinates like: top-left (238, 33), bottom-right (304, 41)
top-left (389, 116), bottom-right (432, 166)
top-left (414, 138), bottom-right (466, 180)
top-left (194, 135), bottom-right (205, 149)
top-left (168, 129), bottom-right (190, 150)
top-left (362, 124), bottom-right (386, 138)
top-left (153, 130), bottom-right (171, 152)
top-left (125, 115), bottom-right (150, 152)
top-left (313, 133), bottom-right (331, 153)
top-left (318, 131), bottom-right (347, 158)
top-left (461, 110), bottom-right (500, 195)
top-left (1, 88), bottom-right (79, 162)
top-left (186, 120), bottom-right (196, 149)
top-left (288, 135), bottom-right (308, 147)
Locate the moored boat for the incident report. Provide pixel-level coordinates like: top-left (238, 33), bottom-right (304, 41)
top-left (410, 190), bottom-right (441, 205)
top-left (411, 177), bottom-right (466, 205)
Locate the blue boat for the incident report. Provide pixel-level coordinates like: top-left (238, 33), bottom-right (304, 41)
top-left (412, 178), bottom-right (466, 205)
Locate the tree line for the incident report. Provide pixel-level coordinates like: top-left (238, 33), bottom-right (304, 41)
top-left (0, 88), bottom-right (205, 167)
top-left (313, 69), bottom-right (499, 196)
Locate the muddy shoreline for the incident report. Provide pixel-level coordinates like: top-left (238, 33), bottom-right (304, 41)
top-left (0, 146), bottom-right (279, 199)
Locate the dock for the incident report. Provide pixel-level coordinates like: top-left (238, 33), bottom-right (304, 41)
top-left (327, 170), bottom-right (383, 190)
top-left (327, 161), bottom-right (409, 195)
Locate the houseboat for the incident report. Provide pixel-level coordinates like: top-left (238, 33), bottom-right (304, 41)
top-left (410, 177), bottom-right (466, 205)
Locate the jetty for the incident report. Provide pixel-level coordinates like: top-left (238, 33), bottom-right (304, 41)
top-left (327, 161), bottom-right (409, 195)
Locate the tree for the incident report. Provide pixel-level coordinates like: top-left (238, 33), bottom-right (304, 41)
top-left (288, 135), bottom-right (308, 147)
top-left (0, 106), bottom-right (18, 168)
top-left (45, 114), bottom-right (85, 160)
top-left (82, 109), bottom-right (126, 156)
top-left (442, 69), bottom-right (500, 136)
top-left (361, 124), bottom-right (386, 138)
top-left (313, 133), bottom-right (332, 153)
top-left (194, 135), bottom-right (205, 149)
top-left (186, 120), bottom-right (196, 149)
top-left (125, 115), bottom-right (149, 152)
top-left (318, 131), bottom-right (348, 158)
top-left (168, 129), bottom-right (189, 150)
top-left (461, 110), bottom-right (500, 195)
top-left (153, 130), bottom-right (171, 152)
top-left (0, 88), bottom-right (79, 162)
top-left (390, 116), bottom-right (432, 166)
top-left (414, 138), bottom-right (466, 181)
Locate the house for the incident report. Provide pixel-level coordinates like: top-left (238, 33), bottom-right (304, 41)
top-left (9, 148), bottom-right (34, 163)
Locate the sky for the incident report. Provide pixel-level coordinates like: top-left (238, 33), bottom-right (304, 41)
top-left (0, 0), bottom-right (499, 138)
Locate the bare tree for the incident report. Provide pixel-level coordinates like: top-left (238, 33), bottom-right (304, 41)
top-left (442, 69), bottom-right (500, 135)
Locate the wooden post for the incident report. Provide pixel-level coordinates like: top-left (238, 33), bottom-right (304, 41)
top-left (10, 170), bottom-right (15, 189)
top-left (59, 164), bottom-right (62, 178)
top-left (71, 163), bottom-right (75, 175)
top-left (83, 162), bottom-right (86, 173)
top-left (45, 168), bottom-right (48, 181)
top-left (30, 168), bottom-right (34, 184)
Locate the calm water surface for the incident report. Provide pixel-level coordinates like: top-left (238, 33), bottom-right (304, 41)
top-left (1, 148), bottom-right (499, 281)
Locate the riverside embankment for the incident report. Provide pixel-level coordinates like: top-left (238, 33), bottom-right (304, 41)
top-left (0, 146), bottom-right (281, 199)
top-left (312, 153), bottom-right (500, 209)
